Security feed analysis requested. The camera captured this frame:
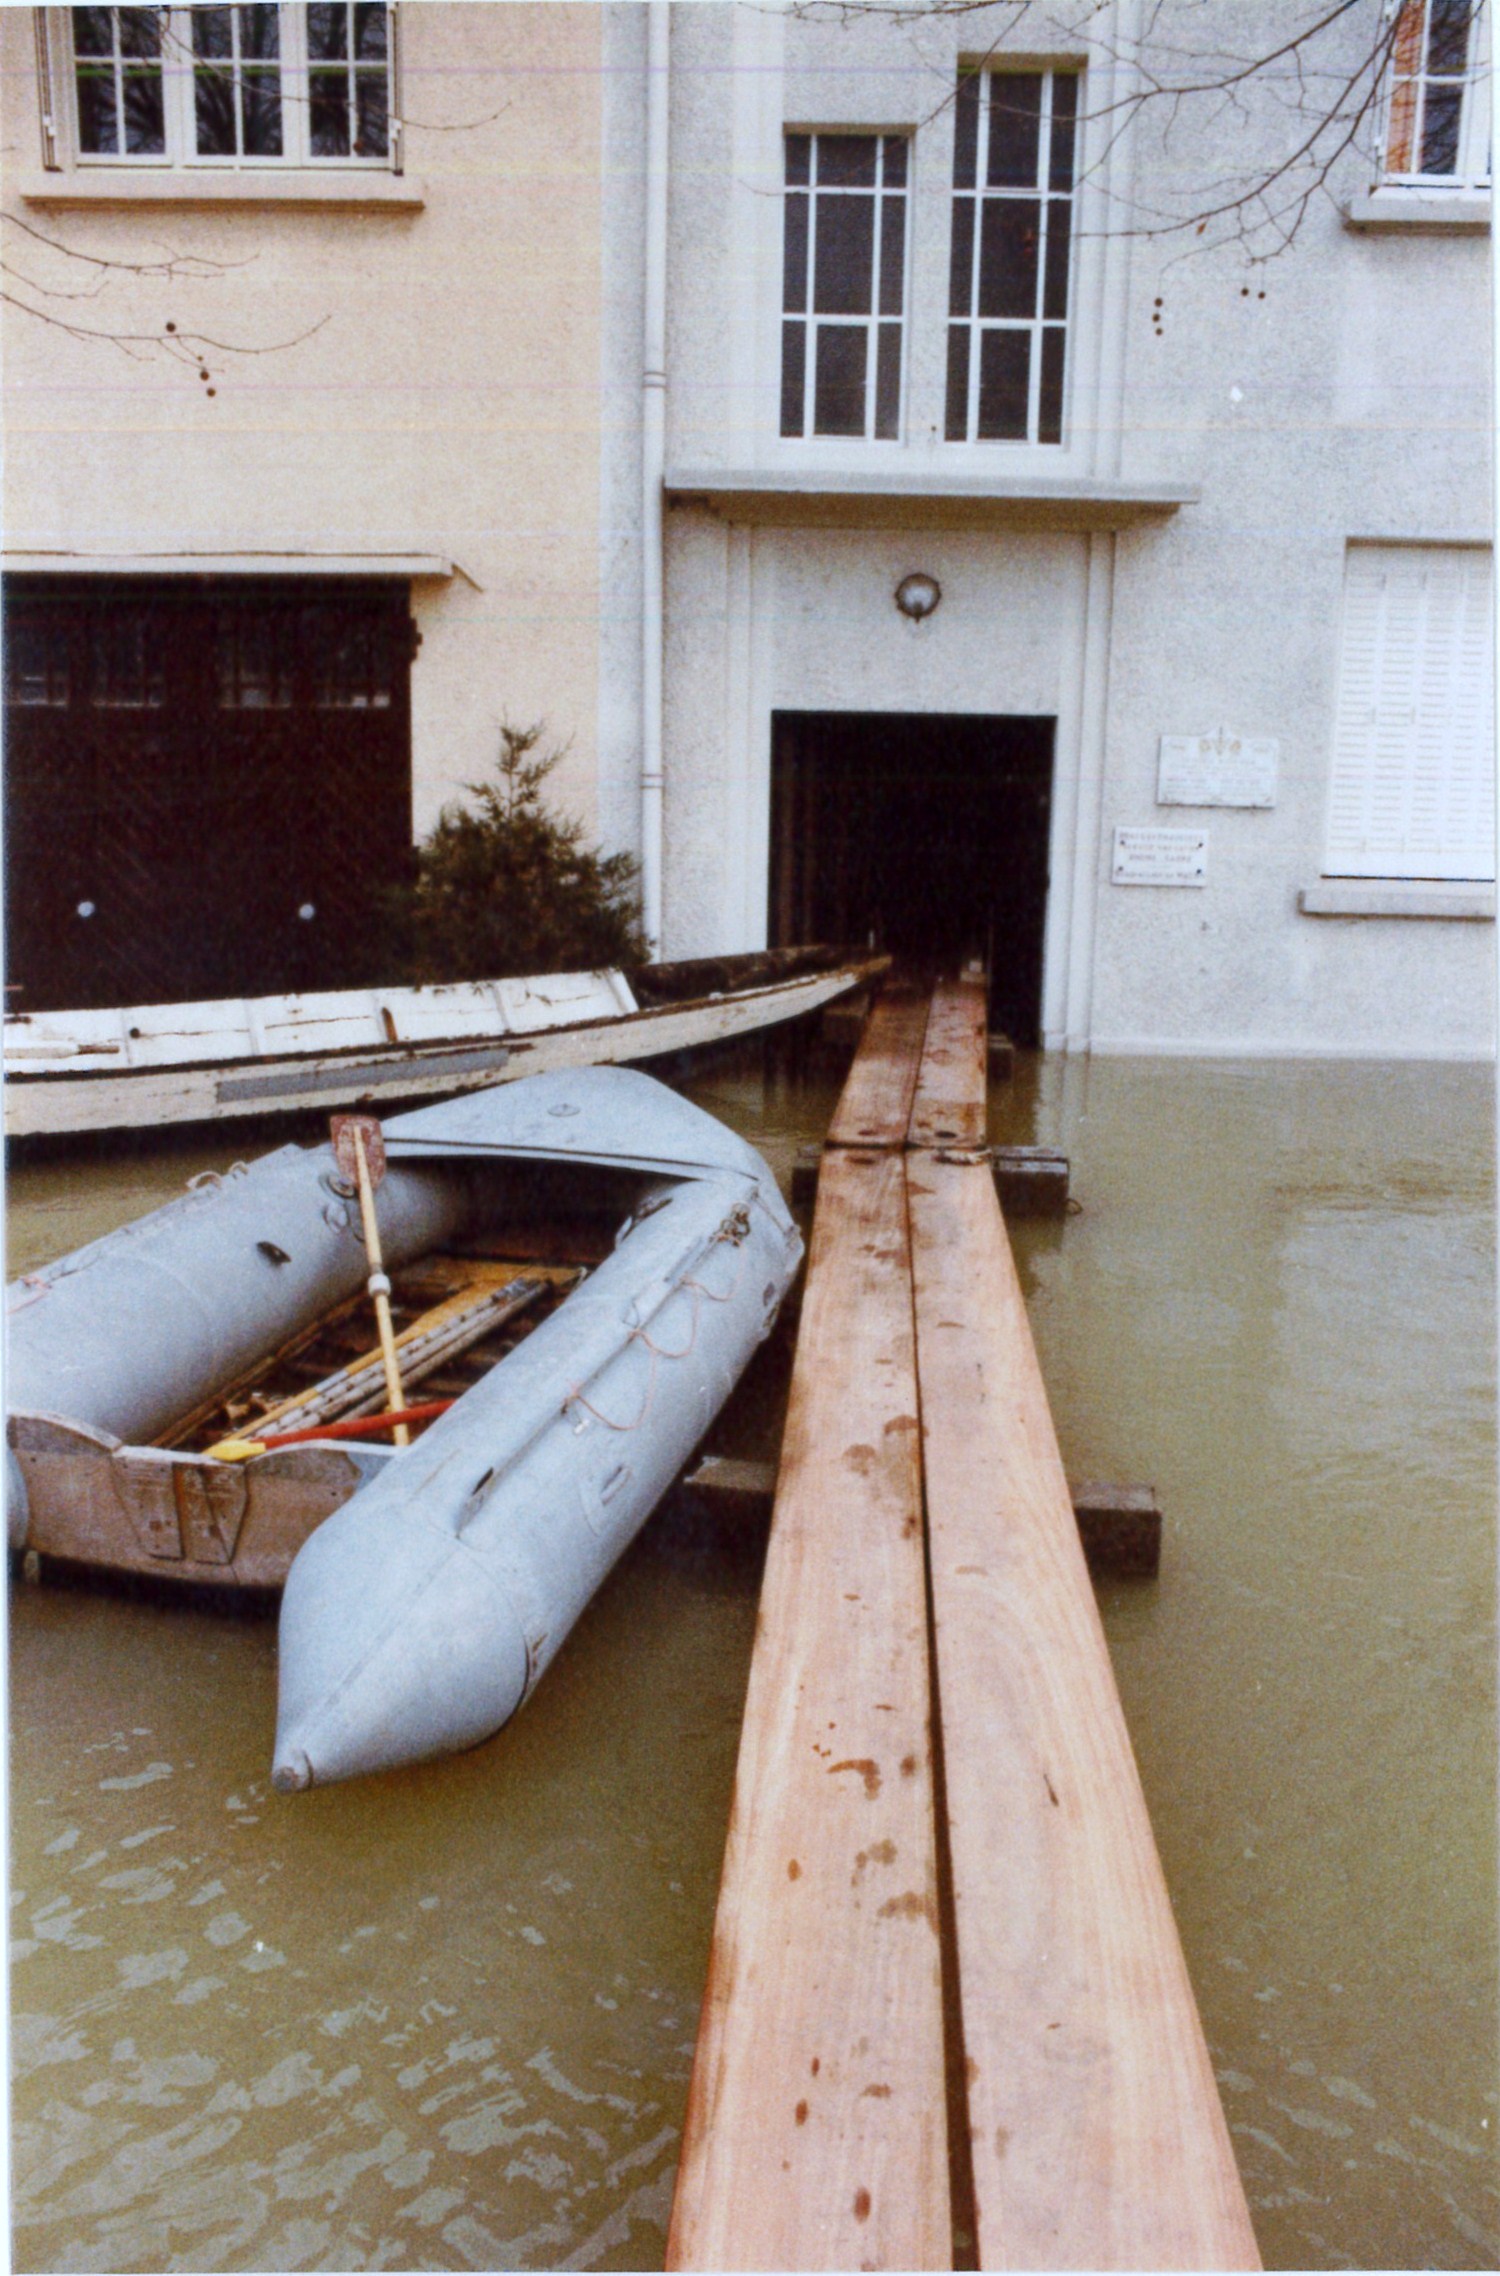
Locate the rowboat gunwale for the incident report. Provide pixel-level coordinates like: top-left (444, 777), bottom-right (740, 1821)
top-left (4, 950), bottom-right (886, 1142)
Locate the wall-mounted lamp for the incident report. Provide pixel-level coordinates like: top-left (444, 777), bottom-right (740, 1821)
top-left (894, 571), bottom-right (941, 621)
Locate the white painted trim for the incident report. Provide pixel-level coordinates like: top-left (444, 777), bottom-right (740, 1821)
top-left (3, 551), bottom-right (453, 576)
top-left (1300, 882), bottom-right (1496, 917)
top-left (1344, 534), bottom-right (1493, 547)
top-left (665, 467), bottom-right (1196, 526)
top-left (640, 0), bottom-right (671, 957)
top-left (1053, 530), bottom-right (1114, 1047)
top-left (36, 0), bottom-right (405, 182)
top-left (1038, 539), bottom-right (1086, 1043)
top-left (1493, 28), bottom-right (1500, 1069)
top-left (19, 170), bottom-right (423, 208)
top-left (1089, 0), bottom-right (1139, 479)
top-left (1344, 190), bottom-right (1489, 232)
top-left (745, 530), bottom-right (777, 953)
top-left (723, 525), bottom-right (756, 951)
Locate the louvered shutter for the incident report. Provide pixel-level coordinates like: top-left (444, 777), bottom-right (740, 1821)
top-left (1324, 545), bottom-right (1495, 881)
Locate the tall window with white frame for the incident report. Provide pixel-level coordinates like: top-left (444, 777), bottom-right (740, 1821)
top-left (1382, 0), bottom-right (1490, 185)
top-left (945, 69), bottom-right (1078, 445)
top-left (781, 133), bottom-right (908, 441)
top-left (69, 5), bottom-right (393, 166)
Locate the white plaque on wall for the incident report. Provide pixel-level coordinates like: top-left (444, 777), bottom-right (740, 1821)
top-left (1157, 728), bottom-right (1279, 808)
top-left (1111, 826), bottom-right (1208, 886)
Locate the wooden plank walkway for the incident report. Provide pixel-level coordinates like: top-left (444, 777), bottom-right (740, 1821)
top-left (668, 977), bottom-right (1259, 2272)
top-left (905, 975), bottom-right (987, 1154)
top-left (665, 1116), bottom-right (949, 2270)
top-left (909, 989), bottom-right (1259, 2267)
top-left (825, 980), bottom-right (931, 1149)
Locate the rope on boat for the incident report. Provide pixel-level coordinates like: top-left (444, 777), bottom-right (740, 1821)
top-left (562, 1202), bottom-right (777, 1432)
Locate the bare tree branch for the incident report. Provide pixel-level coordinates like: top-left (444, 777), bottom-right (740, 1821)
top-left (0, 207), bottom-right (258, 278)
top-left (0, 274), bottom-right (329, 373)
top-left (0, 208), bottom-right (322, 387)
top-left (791, 0), bottom-right (1445, 258)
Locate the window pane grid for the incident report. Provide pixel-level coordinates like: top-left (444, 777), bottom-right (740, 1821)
top-left (1383, 0), bottom-right (1489, 184)
top-left (307, 3), bottom-right (390, 157)
top-left (72, 4), bottom-right (392, 166)
top-left (947, 68), bottom-right (1077, 445)
top-left (73, 7), bottom-right (167, 156)
top-left (192, 8), bottom-right (284, 159)
top-left (781, 131), bottom-right (908, 441)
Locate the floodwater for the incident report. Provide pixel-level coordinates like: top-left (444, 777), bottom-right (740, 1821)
top-left (8, 1046), bottom-right (1496, 2272)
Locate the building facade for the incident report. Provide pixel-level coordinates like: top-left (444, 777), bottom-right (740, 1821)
top-left (4, 3), bottom-right (628, 1008)
top-left (3, 2), bottom-right (1494, 1054)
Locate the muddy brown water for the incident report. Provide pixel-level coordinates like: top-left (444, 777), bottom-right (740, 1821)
top-left (8, 1047), bottom-right (1496, 2271)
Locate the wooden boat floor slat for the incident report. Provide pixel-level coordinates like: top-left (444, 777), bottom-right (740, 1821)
top-left (165, 1253), bottom-right (581, 1455)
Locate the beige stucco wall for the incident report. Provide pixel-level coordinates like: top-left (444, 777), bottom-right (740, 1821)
top-left (2, 4), bottom-right (611, 845)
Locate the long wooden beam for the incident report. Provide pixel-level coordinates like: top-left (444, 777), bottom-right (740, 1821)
top-left (909, 979), bottom-right (1259, 2269)
top-left (906, 974), bottom-right (988, 1154)
top-left (670, 975), bottom-right (1257, 2270)
top-left (826, 981), bottom-right (931, 1150)
top-left (667, 1102), bottom-right (949, 2266)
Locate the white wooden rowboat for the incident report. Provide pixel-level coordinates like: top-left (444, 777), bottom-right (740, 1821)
top-left (3, 948), bottom-right (883, 1141)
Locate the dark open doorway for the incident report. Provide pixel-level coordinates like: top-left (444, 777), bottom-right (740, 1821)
top-left (769, 710), bottom-right (1054, 1046)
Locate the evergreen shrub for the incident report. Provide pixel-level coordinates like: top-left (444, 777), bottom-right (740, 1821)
top-left (388, 723), bottom-right (645, 982)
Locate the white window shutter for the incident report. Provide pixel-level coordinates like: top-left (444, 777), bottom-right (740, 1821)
top-left (1324, 545), bottom-right (1495, 881)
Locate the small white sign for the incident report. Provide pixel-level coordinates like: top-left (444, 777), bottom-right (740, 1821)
top-left (1157, 728), bottom-right (1279, 808)
top-left (1112, 826), bottom-right (1208, 886)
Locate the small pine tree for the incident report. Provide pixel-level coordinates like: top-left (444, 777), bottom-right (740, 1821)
top-left (391, 724), bottom-right (645, 983)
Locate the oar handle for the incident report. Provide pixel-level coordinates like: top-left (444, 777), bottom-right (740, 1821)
top-left (208, 1400), bottom-right (454, 1461)
top-left (351, 1125), bottom-right (409, 1448)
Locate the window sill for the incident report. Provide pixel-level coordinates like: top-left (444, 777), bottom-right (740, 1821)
top-left (18, 169), bottom-right (424, 211)
top-left (664, 465), bottom-right (1198, 531)
top-left (1342, 189), bottom-right (1489, 234)
top-left (1300, 881), bottom-right (1496, 918)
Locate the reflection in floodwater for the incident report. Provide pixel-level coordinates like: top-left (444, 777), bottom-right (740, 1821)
top-left (8, 1048), bottom-right (1498, 2271)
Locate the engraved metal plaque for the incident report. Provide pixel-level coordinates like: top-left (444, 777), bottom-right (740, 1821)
top-left (1157, 729), bottom-right (1278, 808)
top-left (1111, 827), bottom-right (1209, 886)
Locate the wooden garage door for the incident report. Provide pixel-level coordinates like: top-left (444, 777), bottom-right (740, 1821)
top-left (3, 576), bottom-right (414, 1012)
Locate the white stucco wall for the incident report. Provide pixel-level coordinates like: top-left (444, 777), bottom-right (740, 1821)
top-left (662, 514), bottom-right (1096, 1007)
top-left (659, 0), bottom-right (1495, 1056)
top-left (1089, 0), bottom-right (1494, 1055)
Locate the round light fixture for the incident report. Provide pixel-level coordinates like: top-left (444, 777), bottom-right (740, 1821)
top-left (895, 571), bottom-right (941, 621)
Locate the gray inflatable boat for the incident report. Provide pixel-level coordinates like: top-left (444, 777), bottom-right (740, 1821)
top-left (6, 1068), bottom-right (802, 1786)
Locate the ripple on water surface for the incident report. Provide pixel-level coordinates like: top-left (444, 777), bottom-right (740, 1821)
top-left (9, 1049), bottom-right (1499, 2272)
top-left (10, 1520), bottom-right (758, 2273)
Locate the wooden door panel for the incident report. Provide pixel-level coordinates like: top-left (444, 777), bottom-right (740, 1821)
top-left (4, 577), bottom-right (413, 1012)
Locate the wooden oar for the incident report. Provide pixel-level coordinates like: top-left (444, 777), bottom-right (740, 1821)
top-left (332, 1113), bottom-right (410, 1448)
top-left (208, 1400), bottom-right (456, 1462)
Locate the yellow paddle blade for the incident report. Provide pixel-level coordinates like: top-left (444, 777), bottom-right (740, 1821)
top-left (205, 1436), bottom-right (267, 1464)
